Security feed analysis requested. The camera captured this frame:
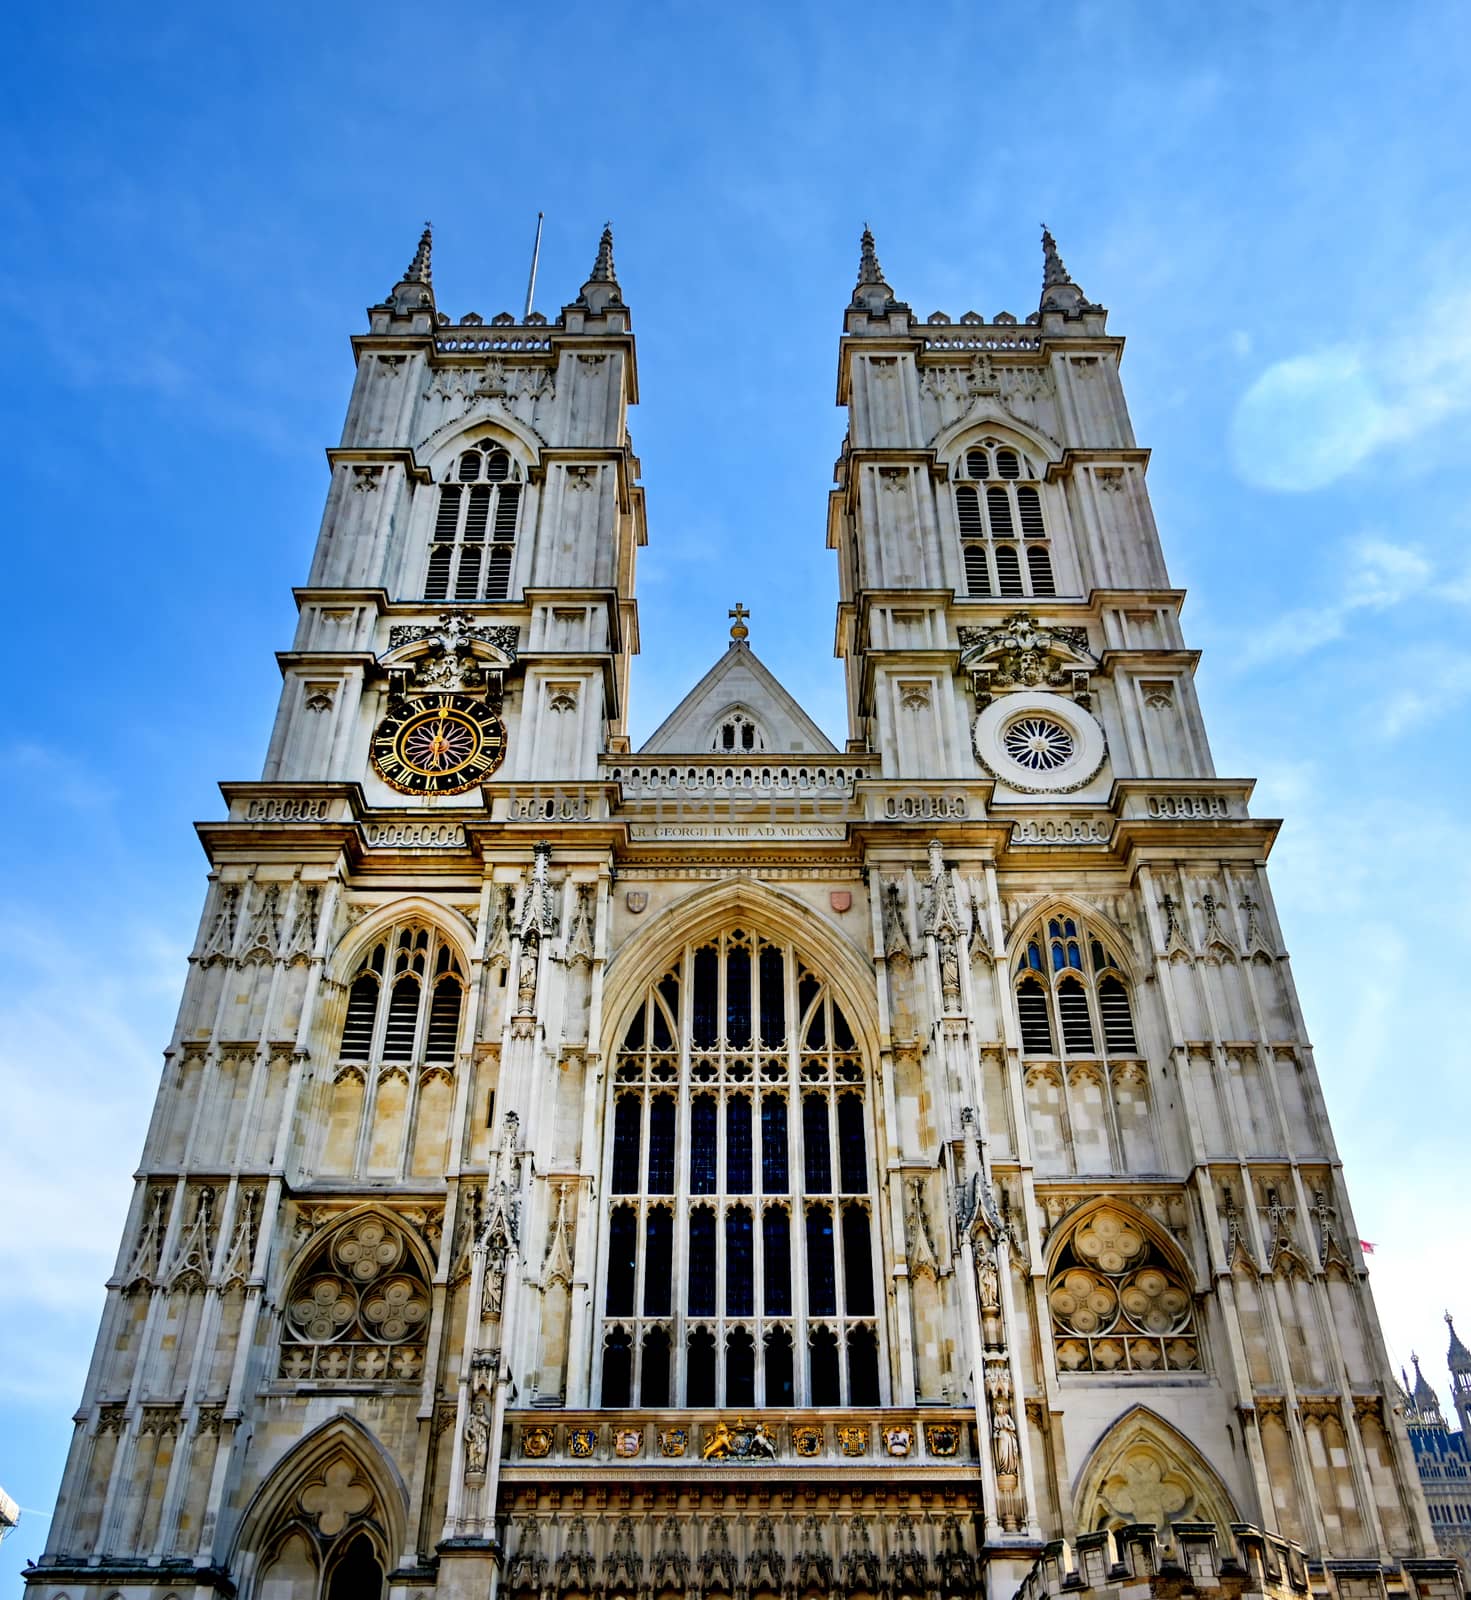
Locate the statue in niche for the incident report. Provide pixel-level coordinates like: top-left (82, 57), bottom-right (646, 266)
top-left (464, 1394), bottom-right (491, 1477)
top-left (939, 933), bottom-right (962, 1011)
top-left (516, 938), bottom-right (538, 1013)
top-left (992, 1388), bottom-right (1020, 1477)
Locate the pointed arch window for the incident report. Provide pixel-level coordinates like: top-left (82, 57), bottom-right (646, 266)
top-left (601, 929), bottom-right (883, 1406)
top-left (1013, 914), bottom-right (1138, 1057)
top-left (425, 439), bottom-right (523, 602)
top-left (338, 921), bottom-right (466, 1067)
top-left (955, 438), bottom-right (1057, 599)
top-left (1047, 1204), bottom-right (1199, 1374)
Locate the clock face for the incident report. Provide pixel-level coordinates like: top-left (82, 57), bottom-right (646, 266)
top-left (371, 694), bottom-right (506, 795)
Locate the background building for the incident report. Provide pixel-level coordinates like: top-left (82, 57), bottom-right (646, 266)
top-left (1402, 1317), bottom-right (1471, 1581)
top-left (24, 229), bottom-right (1455, 1600)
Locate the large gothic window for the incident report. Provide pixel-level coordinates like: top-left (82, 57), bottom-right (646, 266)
top-left (955, 439), bottom-right (1056, 599)
top-left (1014, 914), bottom-right (1137, 1057)
top-left (425, 439), bottom-right (523, 602)
top-left (1047, 1204), bottom-right (1200, 1375)
top-left (600, 929), bottom-right (883, 1407)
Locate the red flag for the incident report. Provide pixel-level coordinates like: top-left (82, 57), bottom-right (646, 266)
top-left (1360, 1240), bottom-right (1376, 1254)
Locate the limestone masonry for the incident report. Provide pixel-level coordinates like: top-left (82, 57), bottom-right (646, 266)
top-left (26, 225), bottom-right (1461, 1600)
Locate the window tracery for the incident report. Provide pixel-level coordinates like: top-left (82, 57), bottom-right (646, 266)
top-left (955, 438), bottom-right (1056, 599)
top-left (1014, 914), bottom-right (1138, 1057)
top-left (425, 438), bottom-right (523, 602)
top-left (250, 1447), bottom-right (390, 1600)
top-left (1048, 1205), bottom-right (1199, 1375)
top-left (712, 709), bottom-right (766, 753)
top-left (601, 929), bottom-right (882, 1407)
top-left (278, 1214), bottom-right (431, 1384)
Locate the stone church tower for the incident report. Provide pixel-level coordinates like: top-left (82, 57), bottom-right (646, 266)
top-left (27, 225), bottom-right (1455, 1600)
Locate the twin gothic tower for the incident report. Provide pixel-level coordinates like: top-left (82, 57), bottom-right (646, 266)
top-left (27, 226), bottom-right (1454, 1600)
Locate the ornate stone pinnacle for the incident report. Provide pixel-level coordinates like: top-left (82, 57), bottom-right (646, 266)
top-left (589, 222), bottom-right (618, 284)
top-left (1040, 224), bottom-right (1071, 287)
top-left (857, 224), bottom-right (885, 286)
top-left (405, 221), bottom-right (433, 285)
top-left (1039, 223), bottom-right (1090, 314)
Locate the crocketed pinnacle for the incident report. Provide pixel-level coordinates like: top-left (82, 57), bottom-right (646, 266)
top-left (1038, 222), bottom-right (1091, 315)
top-left (1041, 224), bottom-right (1071, 287)
top-left (589, 222), bottom-right (618, 284)
top-left (404, 222), bottom-right (433, 286)
top-left (1411, 1353), bottom-right (1443, 1418)
top-left (857, 224), bottom-right (885, 286)
top-left (1448, 1312), bottom-right (1471, 1374)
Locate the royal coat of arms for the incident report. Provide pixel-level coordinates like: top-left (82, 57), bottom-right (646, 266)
top-left (569, 1427), bottom-right (597, 1457)
top-left (701, 1416), bottom-right (779, 1460)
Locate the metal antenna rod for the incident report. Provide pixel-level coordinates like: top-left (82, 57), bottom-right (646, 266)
top-left (524, 210), bottom-right (545, 321)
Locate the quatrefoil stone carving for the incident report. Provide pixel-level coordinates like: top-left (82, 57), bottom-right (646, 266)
top-left (300, 1459), bottom-right (372, 1535)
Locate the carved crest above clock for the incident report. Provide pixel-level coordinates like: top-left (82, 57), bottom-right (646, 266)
top-left (957, 610), bottom-right (1096, 711)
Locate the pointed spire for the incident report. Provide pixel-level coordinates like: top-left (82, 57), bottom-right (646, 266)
top-left (404, 221), bottom-right (433, 285)
top-left (850, 222), bottom-right (901, 315)
top-left (857, 224), bottom-right (884, 285)
top-left (589, 222), bottom-right (617, 284)
top-left (577, 221), bottom-right (623, 313)
top-left (1447, 1312), bottom-right (1471, 1373)
top-left (386, 221), bottom-right (437, 316)
top-left (1038, 223), bottom-right (1090, 316)
top-left (1411, 1353), bottom-right (1444, 1419)
top-left (1041, 225), bottom-right (1071, 289)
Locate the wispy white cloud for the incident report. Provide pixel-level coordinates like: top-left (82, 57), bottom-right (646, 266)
top-left (1230, 298), bottom-right (1471, 492)
top-left (1236, 535), bottom-right (1432, 666)
top-left (0, 906), bottom-right (178, 1402)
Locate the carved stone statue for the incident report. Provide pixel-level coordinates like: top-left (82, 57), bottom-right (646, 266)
top-left (464, 1395), bottom-right (491, 1477)
top-left (516, 939), bottom-right (538, 1013)
top-left (992, 1391), bottom-right (1020, 1477)
top-left (939, 933), bottom-right (962, 1011)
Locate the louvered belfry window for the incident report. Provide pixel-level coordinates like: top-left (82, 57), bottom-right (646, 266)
top-left (1014, 916), bottom-right (1139, 1059)
top-left (956, 439), bottom-right (1057, 599)
top-left (600, 929), bottom-right (883, 1409)
top-left (339, 922), bottom-right (466, 1066)
top-left (425, 440), bottom-right (523, 602)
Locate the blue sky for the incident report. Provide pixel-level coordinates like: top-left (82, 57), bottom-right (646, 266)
top-left (4, 0), bottom-right (1471, 1580)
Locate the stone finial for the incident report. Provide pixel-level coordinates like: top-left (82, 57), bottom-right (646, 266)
top-left (405, 222), bottom-right (434, 286)
top-left (1039, 223), bottom-right (1089, 315)
top-left (728, 602), bottom-right (750, 643)
top-left (386, 221), bottom-right (436, 316)
top-left (578, 222), bottom-right (623, 313)
top-left (1041, 225), bottom-right (1070, 289)
top-left (589, 222), bottom-right (618, 284)
top-left (851, 223), bottom-right (899, 313)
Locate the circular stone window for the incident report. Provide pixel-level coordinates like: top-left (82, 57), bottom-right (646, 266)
top-left (973, 692), bottom-right (1107, 794)
top-left (1002, 716), bottom-right (1075, 773)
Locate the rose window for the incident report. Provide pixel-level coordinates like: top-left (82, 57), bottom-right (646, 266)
top-left (1002, 716), bottom-right (1075, 772)
top-left (281, 1215), bottom-right (430, 1384)
top-left (1047, 1205), bottom-right (1198, 1375)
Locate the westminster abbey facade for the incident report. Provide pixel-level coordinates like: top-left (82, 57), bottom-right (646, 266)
top-left (26, 227), bottom-right (1461, 1600)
